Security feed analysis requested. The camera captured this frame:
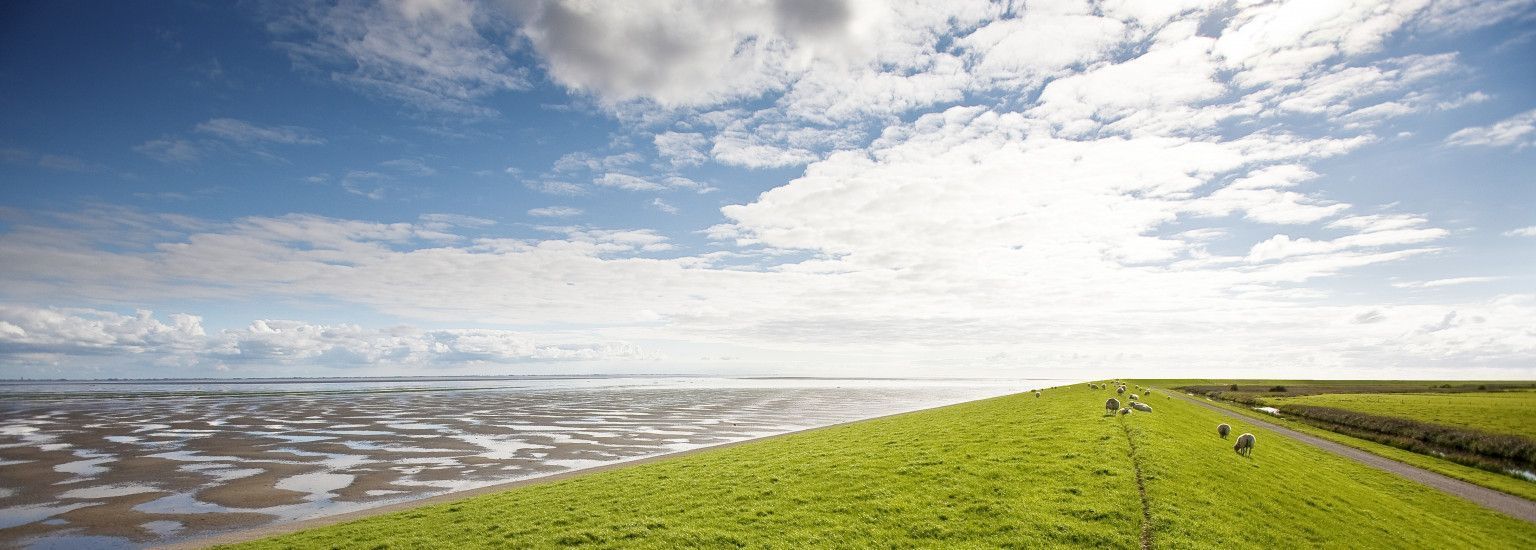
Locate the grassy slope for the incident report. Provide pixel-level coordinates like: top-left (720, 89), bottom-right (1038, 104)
top-left (1155, 381), bottom-right (1536, 500)
top-left (229, 385), bottom-right (1535, 549)
top-left (1269, 391), bottom-right (1536, 440)
top-left (1159, 387), bottom-right (1536, 502)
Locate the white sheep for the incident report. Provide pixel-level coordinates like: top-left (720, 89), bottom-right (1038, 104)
top-left (1120, 407), bottom-right (1133, 415)
top-left (1217, 423), bottom-right (1231, 439)
top-left (1131, 402), bottom-right (1152, 412)
top-left (1117, 386), bottom-right (1126, 395)
top-left (1129, 393), bottom-right (1139, 401)
top-left (1035, 391), bottom-right (1042, 398)
top-left (1106, 397), bottom-right (1120, 414)
top-left (1233, 433), bottom-right (1256, 456)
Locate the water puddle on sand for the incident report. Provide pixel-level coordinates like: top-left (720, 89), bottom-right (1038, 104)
top-left (383, 422), bottom-right (450, 431)
top-left (250, 433), bottom-right (336, 443)
top-left (274, 472), bottom-right (355, 499)
top-left (19, 533), bottom-right (137, 550)
top-left (341, 441), bottom-right (461, 453)
top-left (142, 520), bottom-right (183, 536)
top-left (147, 450), bottom-right (242, 462)
top-left (53, 453), bottom-right (116, 478)
top-left (59, 484), bottom-right (160, 499)
top-left (133, 492), bottom-right (232, 516)
top-left (0, 502), bottom-right (99, 530)
top-left (451, 435), bottom-right (553, 460)
top-left (0, 425), bottom-right (41, 436)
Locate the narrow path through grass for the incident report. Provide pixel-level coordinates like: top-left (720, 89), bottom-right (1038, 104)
top-left (1117, 415), bottom-right (1152, 550)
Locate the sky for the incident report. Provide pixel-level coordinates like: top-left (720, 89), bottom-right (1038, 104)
top-left (1, 0), bottom-right (1534, 380)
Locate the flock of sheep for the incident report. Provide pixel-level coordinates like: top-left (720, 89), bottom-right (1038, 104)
top-left (1086, 381), bottom-right (1257, 456)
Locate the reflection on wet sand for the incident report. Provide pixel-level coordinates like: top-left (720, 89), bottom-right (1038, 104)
top-left (0, 380), bottom-right (1028, 548)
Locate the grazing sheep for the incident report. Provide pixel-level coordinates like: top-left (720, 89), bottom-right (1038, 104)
top-left (1106, 398), bottom-right (1120, 414)
top-left (1144, 388), bottom-right (1153, 395)
top-left (1217, 423), bottom-right (1231, 439)
top-left (1117, 386), bottom-right (1126, 395)
top-left (1129, 394), bottom-right (1139, 401)
top-left (1120, 407), bottom-right (1132, 415)
top-left (1035, 391), bottom-right (1042, 398)
top-left (1131, 402), bottom-right (1152, 412)
top-left (1233, 433), bottom-right (1256, 456)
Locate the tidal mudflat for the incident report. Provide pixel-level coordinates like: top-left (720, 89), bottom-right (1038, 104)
top-left (0, 376), bottom-right (1036, 548)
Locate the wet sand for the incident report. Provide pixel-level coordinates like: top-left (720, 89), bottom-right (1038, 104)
top-left (0, 380), bottom-right (1029, 548)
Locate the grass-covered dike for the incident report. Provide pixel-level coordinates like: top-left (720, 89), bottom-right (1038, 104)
top-left (225, 383), bottom-right (1535, 549)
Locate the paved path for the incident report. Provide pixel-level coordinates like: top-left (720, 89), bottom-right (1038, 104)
top-left (1166, 391), bottom-right (1536, 524)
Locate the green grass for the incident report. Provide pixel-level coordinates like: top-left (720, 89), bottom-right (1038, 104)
top-left (1163, 387), bottom-right (1536, 502)
top-left (1268, 391), bottom-right (1536, 440)
top-left (1150, 379), bottom-right (1534, 393)
top-left (228, 384), bottom-right (1536, 549)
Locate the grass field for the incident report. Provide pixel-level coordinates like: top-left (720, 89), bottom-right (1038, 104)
top-left (1268, 391), bottom-right (1536, 440)
top-left (1166, 389), bottom-right (1536, 502)
top-left (1161, 379), bottom-right (1536, 494)
top-left (225, 383), bottom-right (1535, 549)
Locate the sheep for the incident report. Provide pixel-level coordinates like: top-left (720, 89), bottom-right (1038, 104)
top-left (1129, 393), bottom-right (1139, 401)
top-left (1233, 433), bottom-right (1256, 456)
top-left (1117, 386), bottom-right (1126, 395)
top-left (1120, 407), bottom-right (1132, 415)
top-left (1035, 391), bottom-right (1042, 398)
top-left (1131, 402), bottom-right (1152, 412)
top-left (1144, 388), bottom-right (1153, 395)
top-left (1105, 397), bottom-right (1120, 414)
top-left (1217, 423), bottom-right (1231, 439)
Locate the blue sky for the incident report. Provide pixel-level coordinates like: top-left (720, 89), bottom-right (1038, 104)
top-left (1, 0), bottom-right (1533, 379)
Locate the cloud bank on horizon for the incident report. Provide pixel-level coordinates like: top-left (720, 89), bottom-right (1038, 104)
top-left (1, 0), bottom-right (1533, 379)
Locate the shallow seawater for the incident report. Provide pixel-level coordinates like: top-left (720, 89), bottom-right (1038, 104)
top-left (0, 376), bottom-right (1053, 548)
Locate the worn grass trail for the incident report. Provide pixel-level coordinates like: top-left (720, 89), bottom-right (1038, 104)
top-left (1115, 415), bottom-right (1153, 550)
top-left (225, 385), bottom-right (1536, 549)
